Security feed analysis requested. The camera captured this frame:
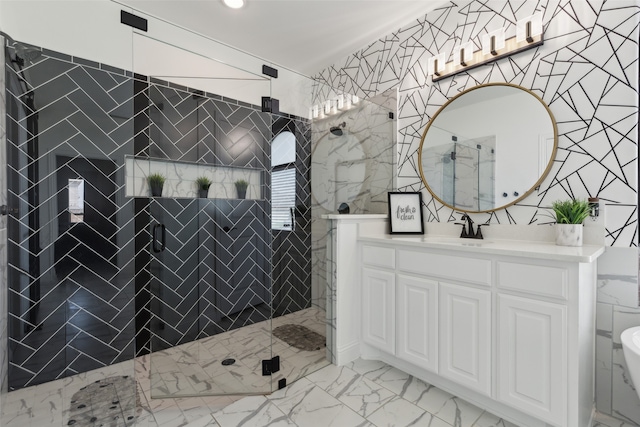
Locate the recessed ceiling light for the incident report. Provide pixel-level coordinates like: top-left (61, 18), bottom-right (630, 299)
top-left (223, 0), bottom-right (244, 8)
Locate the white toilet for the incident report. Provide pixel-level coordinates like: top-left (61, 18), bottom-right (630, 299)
top-left (621, 326), bottom-right (640, 400)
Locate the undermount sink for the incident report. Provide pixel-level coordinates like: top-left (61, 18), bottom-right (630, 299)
top-left (425, 237), bottom-right (494, 246)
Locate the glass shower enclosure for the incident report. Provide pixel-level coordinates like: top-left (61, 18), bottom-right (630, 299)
top-left (131, 33), bottom-right (278, 397)
top-left (3, 14), bottom-right (328, 427)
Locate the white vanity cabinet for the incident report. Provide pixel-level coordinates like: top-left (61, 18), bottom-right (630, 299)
top-left (396, 274), bottom-right (438, 372)
top-left (361, 244), bottom-right (396, 354)
top-left (439, 282), bottom-right (492, 396)
top-left (495, 261), bottom-right (574, 426)
top-left (362, 267), bottom-right (395, 354)
top-left (354, 237), bottom-right (603, 427)
top-left (497, 294), bottom-right (567, 425)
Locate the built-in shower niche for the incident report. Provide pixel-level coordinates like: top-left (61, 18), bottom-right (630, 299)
top-left (125, 157), bottom-right (263, 199)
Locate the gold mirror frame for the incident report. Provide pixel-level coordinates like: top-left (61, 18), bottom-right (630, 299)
top-left (418, 82), bottom-right (558, 213)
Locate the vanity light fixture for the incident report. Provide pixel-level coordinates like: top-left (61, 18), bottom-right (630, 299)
top-left (223, 0), bottom-right (244, 8)
top-left (516, 13), bottom-right (543, 44)
top-left (337, 94), bottom-right (345, 110)
top-left (428, 52), bottom-right (446, 76)
top-left (351, 95), bottom-right (359, 104)
top-left (482, 28), bottom-right (505, 56)
top-left (312, 105), bottom-right (319, 119)
top-left (453, 42), bottom-right (474, 66)
top-left (431, 18), bottom-right (543, 82)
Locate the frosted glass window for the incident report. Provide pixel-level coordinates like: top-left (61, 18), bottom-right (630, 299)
top-left (69, 179), bottom-right (84, 223)
top-left (272, 131), bottom-right (296, 167)
top-left (272, 169), bottom-right (296, 231)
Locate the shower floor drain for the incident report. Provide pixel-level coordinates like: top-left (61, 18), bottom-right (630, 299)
top-left (221, 358), bottom-right (236, 366)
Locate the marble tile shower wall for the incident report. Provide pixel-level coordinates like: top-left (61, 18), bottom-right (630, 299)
top-left (314, 0), bottom-right (640, 423)
top-left (310, 100), bottom-right (394, 310)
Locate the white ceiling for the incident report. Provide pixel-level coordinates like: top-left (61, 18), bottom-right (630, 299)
top-left (117, 0), bottom-right (446, 76)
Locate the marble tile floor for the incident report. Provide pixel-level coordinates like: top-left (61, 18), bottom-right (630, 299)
top-left (3, 355), bottom-right (637, 427)
top-left (203, 360), bottom-right (639, 427)
top-left (1, 303), bottom-right (636, 427)
top-left (150, 307), bottom-right (329, 398)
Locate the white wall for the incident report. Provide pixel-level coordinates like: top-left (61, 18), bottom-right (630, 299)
top-left (0, 0), bottom-right (313, 118)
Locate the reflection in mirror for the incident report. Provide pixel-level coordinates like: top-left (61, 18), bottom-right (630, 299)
top-left (419, 83), bottom-right (557, 213)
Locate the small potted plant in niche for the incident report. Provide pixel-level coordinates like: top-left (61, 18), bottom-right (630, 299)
top-left (196, 176), bottom-right (212, 198)
top-left (147, 173), bottom-right (166, 197)
top-left (552, 198), bottom-right (591, 246)
top-left (234, 179), bottom-right (249, 199)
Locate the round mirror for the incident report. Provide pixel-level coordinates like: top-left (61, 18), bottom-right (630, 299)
top-left (418, 83), bottom-right (557, 213)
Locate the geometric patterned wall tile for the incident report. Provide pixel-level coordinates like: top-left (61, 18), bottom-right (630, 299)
top-left (315, 0), bottom-right (639, 248)
top-left (314, 1), bottom-right (639, 422)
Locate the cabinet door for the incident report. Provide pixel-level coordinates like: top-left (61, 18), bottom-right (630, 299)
top-left (362, 267), bottom-right (395, 354)
top-left (497, 294), bottom-right (566, 425)
top-left (439, 282), bottom-right (491, 396)
top-left (397, 275), bottom-right (438, 372)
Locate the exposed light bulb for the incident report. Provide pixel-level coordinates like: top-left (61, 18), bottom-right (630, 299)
top-left (324, 100), bottom-right (331, 115)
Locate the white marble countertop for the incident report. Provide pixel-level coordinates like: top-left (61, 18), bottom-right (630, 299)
top-left (321, 214), bottom-right (388, 220)
top-left (359, 234), bottom-right (605, 263)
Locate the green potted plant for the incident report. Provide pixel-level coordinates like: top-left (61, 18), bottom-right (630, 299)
top-left (551, 198), bottom-right (591, 246)
top-left (147, 173), bottom-right (166, 197)
top-left (196, 176), bottom-right (212, 198)
top-left (234, 179), bottom-right (249, 199)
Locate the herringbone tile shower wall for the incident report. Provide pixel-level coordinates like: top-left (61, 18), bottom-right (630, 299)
top-left (271, 115), bottom-right (312, 318)
top-left (5, 41), bottom-right (313, 389)
top-left (6, 42), bottom-right (137, 389)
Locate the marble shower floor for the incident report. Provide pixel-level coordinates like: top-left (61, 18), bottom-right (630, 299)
top-left (150, 307), bottom-right (328, 398)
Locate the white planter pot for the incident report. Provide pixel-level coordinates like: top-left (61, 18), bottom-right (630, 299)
top-left (555, 224), bottom-right (583, 247)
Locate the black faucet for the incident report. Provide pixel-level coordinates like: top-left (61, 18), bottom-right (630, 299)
top-left (456, 213), bottom-right (485, 239)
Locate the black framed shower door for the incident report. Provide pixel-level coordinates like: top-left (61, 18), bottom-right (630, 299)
top-left (148, 197), bottom-right (274, 397)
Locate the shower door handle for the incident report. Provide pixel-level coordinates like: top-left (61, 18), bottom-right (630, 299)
top-left (290, 207), bottom-right (296, 232)
top-left (152, 224), bottom-right (166, 253)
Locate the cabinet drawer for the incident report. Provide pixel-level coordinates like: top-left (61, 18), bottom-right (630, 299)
top-left (398, 250), bottom-right (491, 286)
top-left (362, 245), bottom-right (395, 269)
top-left (497, 262), bottom-right (568, 300)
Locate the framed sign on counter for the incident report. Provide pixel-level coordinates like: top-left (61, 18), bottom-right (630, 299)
top-left (388, 192), bottom-right (424, 234)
